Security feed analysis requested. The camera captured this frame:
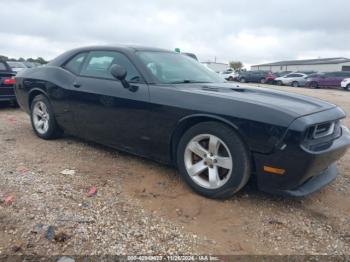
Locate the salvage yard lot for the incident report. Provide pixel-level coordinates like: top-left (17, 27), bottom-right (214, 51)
top-left (0, 85), bottom-right (350, 255)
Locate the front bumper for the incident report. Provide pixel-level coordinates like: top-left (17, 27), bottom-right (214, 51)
top-left (254, 126), bottom-right (350, 197)
top-left (341, 82), bottom-right (348, 88)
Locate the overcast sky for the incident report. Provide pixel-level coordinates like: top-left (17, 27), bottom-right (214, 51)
top-left (1, 0), bottom-right (350, 68)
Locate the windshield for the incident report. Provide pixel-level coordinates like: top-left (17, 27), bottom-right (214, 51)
top-left (136, 51), bottom-right (224, 84)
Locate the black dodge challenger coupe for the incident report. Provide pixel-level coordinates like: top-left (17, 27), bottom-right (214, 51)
top-left (14, 46), bottom-right (350, 198)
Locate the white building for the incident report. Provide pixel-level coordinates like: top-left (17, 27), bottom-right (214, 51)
top-left (251, 57), bottom-right (350, 72)
top-left (201, 62), bottom-right (229, 73)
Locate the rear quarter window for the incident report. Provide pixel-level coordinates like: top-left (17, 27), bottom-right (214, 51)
top-left (63, 53), bottom-right (87, 74)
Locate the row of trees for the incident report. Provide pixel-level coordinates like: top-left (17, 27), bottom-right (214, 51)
top-left (0, 55), bottom-right (48, 64)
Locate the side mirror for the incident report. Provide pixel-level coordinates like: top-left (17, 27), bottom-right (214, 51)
top-left (110, 64), bottom-right (130, 89)
top-left (110, 64), bottom-right (127, 80)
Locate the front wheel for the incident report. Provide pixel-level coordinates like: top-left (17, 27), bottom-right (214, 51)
top-left (291, 81), bottom-right (299, 87)
top-left (310, 82), bottom-right (319, 89)
top-left (240, 78), bottom-right (246, 83)
top-left (30, 95), bottom-right (62, 139)
top-left (177, 122), bottom-right (251, 199)
top-left (346, 84), bottom-right (350, 91)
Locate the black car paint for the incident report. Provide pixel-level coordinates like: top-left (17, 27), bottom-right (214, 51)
top-left (0, 61), bottom-right (16, 102)
top-left (237, 70), bottom-right (269, 83)
top-left (14, 46), bottom-right (350, 196)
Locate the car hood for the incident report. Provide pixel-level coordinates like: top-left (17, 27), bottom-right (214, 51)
top-left (177, 83), bottom-right (336, 119)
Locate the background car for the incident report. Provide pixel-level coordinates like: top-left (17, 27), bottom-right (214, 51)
top-left (0, 61), bottom-right (17, 104)
top-left (7, 61), bottom-right (28, 73)
top-left (275, 72), bottom-right (308, 87)
top-left (23, 61), bottom-right (40, 68)
top-left (341, 78), bottom-right (350, 91)
top-left (219, 69), bottom-right (238, 81)
top-left (264, 71), bottom-right (291, 84)
top-left (237, 70), bottom-right (269, 83)
top-left (305, 71), bottom-right (350, 89)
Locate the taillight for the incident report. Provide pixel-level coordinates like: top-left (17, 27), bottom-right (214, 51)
top-left (3, 78), bottom-right (16, 85)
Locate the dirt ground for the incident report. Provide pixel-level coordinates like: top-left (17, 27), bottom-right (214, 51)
top-left (0, 84), bottom-right (350, 256)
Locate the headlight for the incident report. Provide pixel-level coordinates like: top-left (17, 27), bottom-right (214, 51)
top-left (307, 120), bottom-right (341, 140)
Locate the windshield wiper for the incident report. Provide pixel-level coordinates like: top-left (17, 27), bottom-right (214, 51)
top-left (169, 80), bottom-right (212, 84)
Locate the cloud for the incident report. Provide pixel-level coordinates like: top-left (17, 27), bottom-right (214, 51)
top-left (1, 0), bottom-right (350, 68)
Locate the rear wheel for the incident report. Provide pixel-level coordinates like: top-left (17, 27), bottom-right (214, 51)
top-left (177, 122), bottom-right (251, 199)
top-left (30, 95), bottom-right (62, 139)
top-left (276, 80), bottom-right (283, 86)
top-left (260, 78), bottom-right (266, 84)
top-left (228, 76), bottom-right (234, 81)
top-left (240, 78), bottom-right (246, 83)
top-left (291, 81), bottom-right (299, 87)
top-left (346, 84), bottom-right (350, 91)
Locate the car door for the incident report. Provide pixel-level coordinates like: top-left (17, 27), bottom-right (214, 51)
top-left (294, 73), bottom-right (305, 82)
top-left (283, 73), bottom-right (296, 84)
top-left (67, 50), bottom-right (152, 155)
top-left (251, 72), bottom-right (260, 82)
top-left (320, 73), bottom-right (336, 87)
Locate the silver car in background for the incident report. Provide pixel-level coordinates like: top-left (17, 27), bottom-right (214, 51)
top-left (275, 72), bottom-right (309, 87)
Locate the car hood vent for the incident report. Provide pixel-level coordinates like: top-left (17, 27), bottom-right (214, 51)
top-left (201, 85), bottom-right (246, 93)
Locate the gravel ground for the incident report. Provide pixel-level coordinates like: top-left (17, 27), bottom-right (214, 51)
top-left (0, 84), bottom-right (350, 257)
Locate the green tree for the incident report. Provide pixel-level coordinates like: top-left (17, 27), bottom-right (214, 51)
top-left (35, 57), bottom-right (48, 64)
top-left (229, 61), bottom-right (243, 71)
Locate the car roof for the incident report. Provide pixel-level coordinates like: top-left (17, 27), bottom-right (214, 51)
top-left (49, 45), bottom-right (175, 66)
top-left (67, 45), bottom-right (171, 53)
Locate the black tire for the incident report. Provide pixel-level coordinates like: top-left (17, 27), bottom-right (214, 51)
top-left (310, 81), bottom-right (319, 89)
top-left (346, 84), bottom-right (350, 91)
top-left (228, 76), bottom-right (234, 81)
top-left (176, 122), bottom-right (251, 199)
top-left (30, 94), bottom-right (63, 139)
top-left (240, 78), bottom-right (246, 83)
top-left (276, 80), bottom-right (283, 86)
top-left (291, 81), bottom-right (299, 87)
top-left (260, 78), bottom-right (266, 84)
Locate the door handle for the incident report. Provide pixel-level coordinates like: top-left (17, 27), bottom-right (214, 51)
top-left (73, 82), bottom-right (81, 88)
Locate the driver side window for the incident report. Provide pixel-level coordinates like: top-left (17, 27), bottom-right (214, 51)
top-left (80, 51), bottom-right (142, 82)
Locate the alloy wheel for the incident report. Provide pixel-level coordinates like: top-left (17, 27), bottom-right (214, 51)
top-left (32, 101), bottom-right (50, 135)
top-left (292, 81), bottom-right (299, 87)
top-left (184, 134), bottom-right (233, 189)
